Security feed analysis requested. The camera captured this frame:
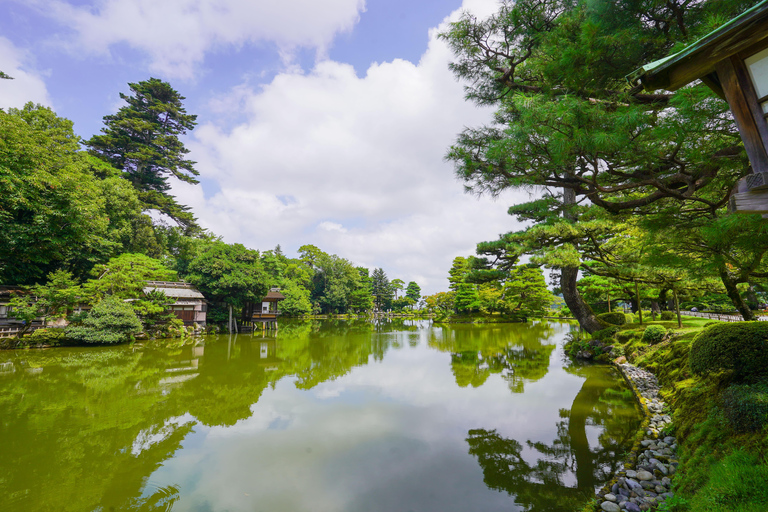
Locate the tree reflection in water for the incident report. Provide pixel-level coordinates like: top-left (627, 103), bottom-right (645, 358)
top-left (466, 364), bottom-right (640, 512)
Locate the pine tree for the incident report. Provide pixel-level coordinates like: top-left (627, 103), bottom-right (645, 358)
top-left (371, 268), bottom-right (393, 311)
top-left (87, 78), bottom-right (199, 228)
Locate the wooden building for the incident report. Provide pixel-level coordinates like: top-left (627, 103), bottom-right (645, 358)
top-left (143, 281), bottom-right (207, 327)
top-left (243, 288), bottom-right (286, 331)
top-left (628, 0), bottom-right (768, 213)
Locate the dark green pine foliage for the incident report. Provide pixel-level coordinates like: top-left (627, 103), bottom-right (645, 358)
top-left (86, 78), bottom-right (199, 228)
top-left (371, 268), bottom-right (393, 311)
top-left (440, 0), bottom-right (759, 332)
top-left (405, 281), bottom-right (421, 302)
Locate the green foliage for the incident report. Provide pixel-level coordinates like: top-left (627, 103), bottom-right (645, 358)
top-left (720, 383), bottom-right (768, 434)
top-left (661, 311), bottom-right (676, 321)
top-left (641, 325), bottom-right (667, 345)
top-left (86, 78), bottom-right (199, 227)
top-left (405, 281), bottom-right (421, 302)
top-left (28, 328), bottom-right (68, 346)
top-left (688, 450), bottom-right (768, 512)
top-left (66, 296), bottom-right (143, 344)
top-left (591, 326), bottom-right (620, 342)
top-left (689, 323), bottom-right (768, 381)
top-left (0, 104), bottom-right (143, 284)
top-left (184, 241), bottom-right (268, 309)
top-left (624, 312), bottom-right (635, 323)
top-left (371, 268), bottom-right (393, 311)
top-left (279, 279), bottom-right (313, 316)
top-left (597, 312), bottom-right (626, 325)
top-left (615, 330), bottom-right (639, 344)
top-left (84, 253), bottom-right (176, 302)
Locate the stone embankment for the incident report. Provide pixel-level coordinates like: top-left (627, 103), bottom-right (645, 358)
top-left (597, 364), bottom-right (678, 512)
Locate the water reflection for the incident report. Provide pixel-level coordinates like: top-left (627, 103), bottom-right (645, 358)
top-left (0, 320), bottom-right (640, 512)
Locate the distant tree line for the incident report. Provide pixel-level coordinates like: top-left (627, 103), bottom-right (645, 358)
top-left (0, 79), bottom-right (421, 337)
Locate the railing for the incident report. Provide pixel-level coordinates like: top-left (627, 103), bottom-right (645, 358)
top-left (679, 310), bottom-right (768, 322)
top-left (0, 325), bottom-right (42, 338)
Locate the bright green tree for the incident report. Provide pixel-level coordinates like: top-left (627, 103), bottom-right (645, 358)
top-left (0, 104), bottom-right (143, 284)
top-left (390, 279), bottom-right (405, 300)
top-left (84, 253), bottom-right (177, 302)
top-left (440, 0), bottom-right (754, 332)
top-left (86, 78), bottom-right (199, 228)
top-left (406, 281), bottom-right (421, 303)
top-left (371, 268), bottom-right (393, 311)
top-left (183, 242), bottom-right (268, 328)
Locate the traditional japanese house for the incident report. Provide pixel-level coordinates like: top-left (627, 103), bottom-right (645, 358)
top-left (244, 288), bottom-right (286, 331)
top-left (143, 281), bottom-right (207, 327)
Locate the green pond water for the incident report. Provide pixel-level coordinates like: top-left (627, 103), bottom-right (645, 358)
top-left (0, 319), bottom-right (641, 512)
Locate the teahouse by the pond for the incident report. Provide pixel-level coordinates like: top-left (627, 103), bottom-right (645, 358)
top-left (142, 281), bottom-right (208, 327)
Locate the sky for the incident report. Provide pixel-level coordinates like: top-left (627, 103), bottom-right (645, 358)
top-left (0, 0), bottom-right (532, 295)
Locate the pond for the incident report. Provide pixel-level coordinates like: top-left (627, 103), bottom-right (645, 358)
top-left (0, 319), bottom-right (641, 512)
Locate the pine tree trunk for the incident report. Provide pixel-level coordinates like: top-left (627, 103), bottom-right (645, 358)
top-left (560, 186), bottom-right (604, 334)
top-left (719, 268), bottom-right (755, 321)
top-left (561, 267), bottom-right (604, 334)
top-left (673, 288), bottom-right (682, 329)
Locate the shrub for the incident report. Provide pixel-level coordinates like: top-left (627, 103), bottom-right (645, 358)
top-left (660, 311), bottom-right (675, 321)
top-left (28, 328), bottom-right (67, 346)
top-left (720, 383), bottom-right (768, 433)
top-left (688, 322), bottom-right (768, 380)
top-left (641, 325), bottom-right (667, 344)
top-left (598, 312), bottom-right (626, 325)
top-left (592, 326), bottom-right (620, 341)
top-left (624, 312), bottom-right (635, 324)
top-left (66, 296), bottom-right (143, 345)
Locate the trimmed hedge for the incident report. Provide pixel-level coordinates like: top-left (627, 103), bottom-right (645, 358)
top-left (660, 311), bottom-right (675, 321)
top-left (624, 312), bottom-right (635, 324)
top-left (66, 296), bottom-right (143, 345)
top-left (720, 383), bottom-right (768, 433)
top-left (598, 312), bottom-right (626, 325)
top-left (641, 325), bottom-right (667, 344)
top-left (688, 322), bottom-right (768, 380)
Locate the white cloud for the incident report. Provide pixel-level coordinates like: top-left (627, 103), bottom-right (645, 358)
top-left (0, 37), bottom-right (52, 110)
top-left (37, 0), bottom-right (366, 78)
top-left (174, 0), bottom-right (531, 295)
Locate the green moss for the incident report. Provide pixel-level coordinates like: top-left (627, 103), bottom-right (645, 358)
top-left (598, 312), bottom-right (626, 325)
top-left (688, 450), bottom-right (768, 512)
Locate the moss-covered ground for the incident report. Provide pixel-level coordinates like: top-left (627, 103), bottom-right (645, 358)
top-left (603, 318), bottom-right (768, 512)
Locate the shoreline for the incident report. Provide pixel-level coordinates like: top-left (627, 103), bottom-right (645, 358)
top-left (583, 362), bottom-right (679, 512)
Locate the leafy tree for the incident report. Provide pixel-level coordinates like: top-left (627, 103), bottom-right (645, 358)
top-left (371, 268), bottom-right (393, 311)
top-left (86, 78), bottom-right (199, 227)
top-left (278, 279), bottom-right (313, 316)
top-left (448, 257), bottom-right (470, 292)
top-left (84, 253), bottom-right (177, 302)
top-left (183, 241), bottom-right (268, 326)
top-left (424, 291), bottom-right (456, 314)
top-left (406, 281), bottom-right (421, 303)
top-left (0, 71), bottom-right (12, 80)
top-left (0, 104), bottom-right (141, 284)
top-left (501, 265), bottom-right (555, 316)
top-left (440, 0), bottom-right (755, 332)
top-left (66, 296), bottom-right (143, 344)
top-left (390, 278), bottom-right (405, 299)
top-left (348, 267), bottom-right (374, 313)
top-left (454, 282), bottom-right (481, 313)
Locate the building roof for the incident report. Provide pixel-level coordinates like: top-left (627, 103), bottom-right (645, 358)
top-left (628, 0), bottom-right (768, 91)
top-left (143, 281), bottom-right (206, 300)
top-left (263, 288), bottom-right (286, 301)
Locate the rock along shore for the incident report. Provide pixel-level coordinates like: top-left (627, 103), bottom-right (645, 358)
top-left (596, 363), bottom-right (678, 512)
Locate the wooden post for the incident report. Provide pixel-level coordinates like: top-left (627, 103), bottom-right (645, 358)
top-left (673, 288), bottom-right (682, 329)
top-left (228, 305), bottom-right (233, 334)
top-left (635, 280), bottom-right (643, 325)
top-left (607, 292), bottom-right (611, 313)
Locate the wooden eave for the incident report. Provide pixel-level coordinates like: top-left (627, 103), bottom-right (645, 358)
top-left (628, 1), bottom-right (768, 93)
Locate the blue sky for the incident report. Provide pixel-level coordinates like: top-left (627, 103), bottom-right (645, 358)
top-left (0, 0), bottom-right (528, 294)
